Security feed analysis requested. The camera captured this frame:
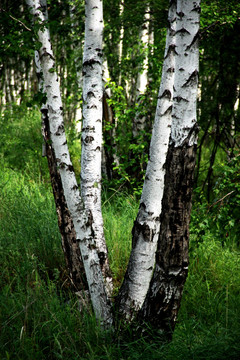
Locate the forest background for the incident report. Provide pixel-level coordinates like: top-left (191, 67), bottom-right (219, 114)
top-left (0, 0), bottom-right (240, 359)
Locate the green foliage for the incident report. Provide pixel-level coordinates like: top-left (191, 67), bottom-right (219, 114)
top-left (103, 80), bottom-right (151, 195)
top-left (210, 154), bottom-right (240, 245)
top-left (0, 103), bottom-right (49, 181)
top-left (192, 153), bottom-right (240, 248)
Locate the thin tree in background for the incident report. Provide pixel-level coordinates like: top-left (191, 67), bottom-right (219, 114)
top-left (132, 3), bottom-right (152, 139)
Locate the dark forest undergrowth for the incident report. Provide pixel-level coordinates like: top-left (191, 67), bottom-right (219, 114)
top-left (0, 167), bottom-right (240, 360)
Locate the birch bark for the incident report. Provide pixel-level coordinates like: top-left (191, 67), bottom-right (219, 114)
top-left (117, 0), bottom-right (177, 320)
top-left (34, 48), bottom-right (86, 292)
top-left (140, 0), bottom-right (201, 337)
top-left (132, 3), bottom-right (151, 139)
top-left (81, 0), bottom-right (113, 296)
top-left (26, 0), bottom-right (112, 327)
top-left (118, 1), bottom-right (124, 86)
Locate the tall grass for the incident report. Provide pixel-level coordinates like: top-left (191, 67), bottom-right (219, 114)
top-left (1, 168), bottom-right (240, 359)
top-left (102, 189), bottom-right (138, 289)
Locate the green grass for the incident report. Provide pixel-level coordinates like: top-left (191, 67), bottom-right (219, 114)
top-left (0, 168), bottom-right (240, 359)
top-left (102, 189), bottom-right (138, 288)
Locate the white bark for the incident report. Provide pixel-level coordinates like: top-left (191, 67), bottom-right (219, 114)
top-left (136, 5), bottom-right (150, 95)
top-left (118, 1), bottom-right (124, 86)
top-left (81, 0), bottom-right (113, 296)
top-left (118, 1), bottom-right (177, 319)
top-left (170, 0), bottom-right (200, 147)
top-left (133, 4), bottom-right (151, 138)
top-left (139, 1), bottom-right (201, 333)
top-left (26, 0), bottom-right (112, 327)
top-left (69, 3), bottom-right (83, 132)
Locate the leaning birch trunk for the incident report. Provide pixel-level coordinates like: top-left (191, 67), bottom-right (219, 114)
top-left (26, 0), bottom-right (113, 327)
top-left (34, 48), bottom-right (86, 292)
top-left (31, 1), bottom-right (86, 293)
top-left (140, 0), bottom-right (201, 338)
top-left (81, 0), bottom-right (113, 296)
top-left (117, 0), bottom-right (177, 320)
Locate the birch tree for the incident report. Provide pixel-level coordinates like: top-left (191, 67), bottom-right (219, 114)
top-left (132, 3), bottom-right (152, 139)
top-left (35, 48), bottom-right (86, 292)
top-left (81, 0), bottom-right (113, 295)
top-left (26, 0), bottom-right (200, 337)
top-left (117, 0), bottom-right (200, 326)
top-left (139, 0), bottom-right (201, 337)
top-left (26, 0), bottom-right (113, 327)
top-left (117, 0), bottom-right (177, 320)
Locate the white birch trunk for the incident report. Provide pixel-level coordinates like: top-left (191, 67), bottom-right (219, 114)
top-left (26, 0), bottom-right (112, 327)
top-left (170, 0), bottom-right (200, 148)
top-left (118, 1), bottom-right (124, 86)
top-left (132, 4), bottom-right (151, 138)
top-left (69, 3), bottom-right (83, 132)
top-left (139, 0), bottom-right (201, 337)
top-left (81, 0), bottom-right (113, 296)
top-left (117, 1), bottom-right (177, 320)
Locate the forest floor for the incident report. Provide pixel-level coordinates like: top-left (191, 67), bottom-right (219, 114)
top-left (1, 167), bottom-right (240, 360)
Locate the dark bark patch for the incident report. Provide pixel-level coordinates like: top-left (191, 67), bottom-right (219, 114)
top-left (132, 221), bottom-right (153, 244)
top-left (87, 91), bottom-right (95, 98)
top-left (139, 142), bottom-right (197, 337)
top-left (186, 31), bottom-right (200, 51)
top-left (176, 11), bottom-right (184, 18)
top-left (83, 59), bottom-right (101, 68)
top-left (84, 136), bottom-right (94, 144)
top-left (55, 124), bottom-right (64, 136)
top-left (82, 125), bottom-right (95, 132)
top-left (67, 164), bottom-right (74, 172)
top-left (173, 96), bottom-right (189, 103)
top-left (162, 105), bottom-right (173, 116)
top-left (165, 44), bottom-right (178, 59)
top-left (159, 89), bottom-right (172, 100)
top-left (182, 69), bottom-right (199, 88)
top-left (175, 27), bottom-right (190, 36)
top-left (191, 5), bottom-right (201, 13)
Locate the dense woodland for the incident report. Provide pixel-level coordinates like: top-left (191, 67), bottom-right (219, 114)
top-left (0, 0), bottom-right (240, 359)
